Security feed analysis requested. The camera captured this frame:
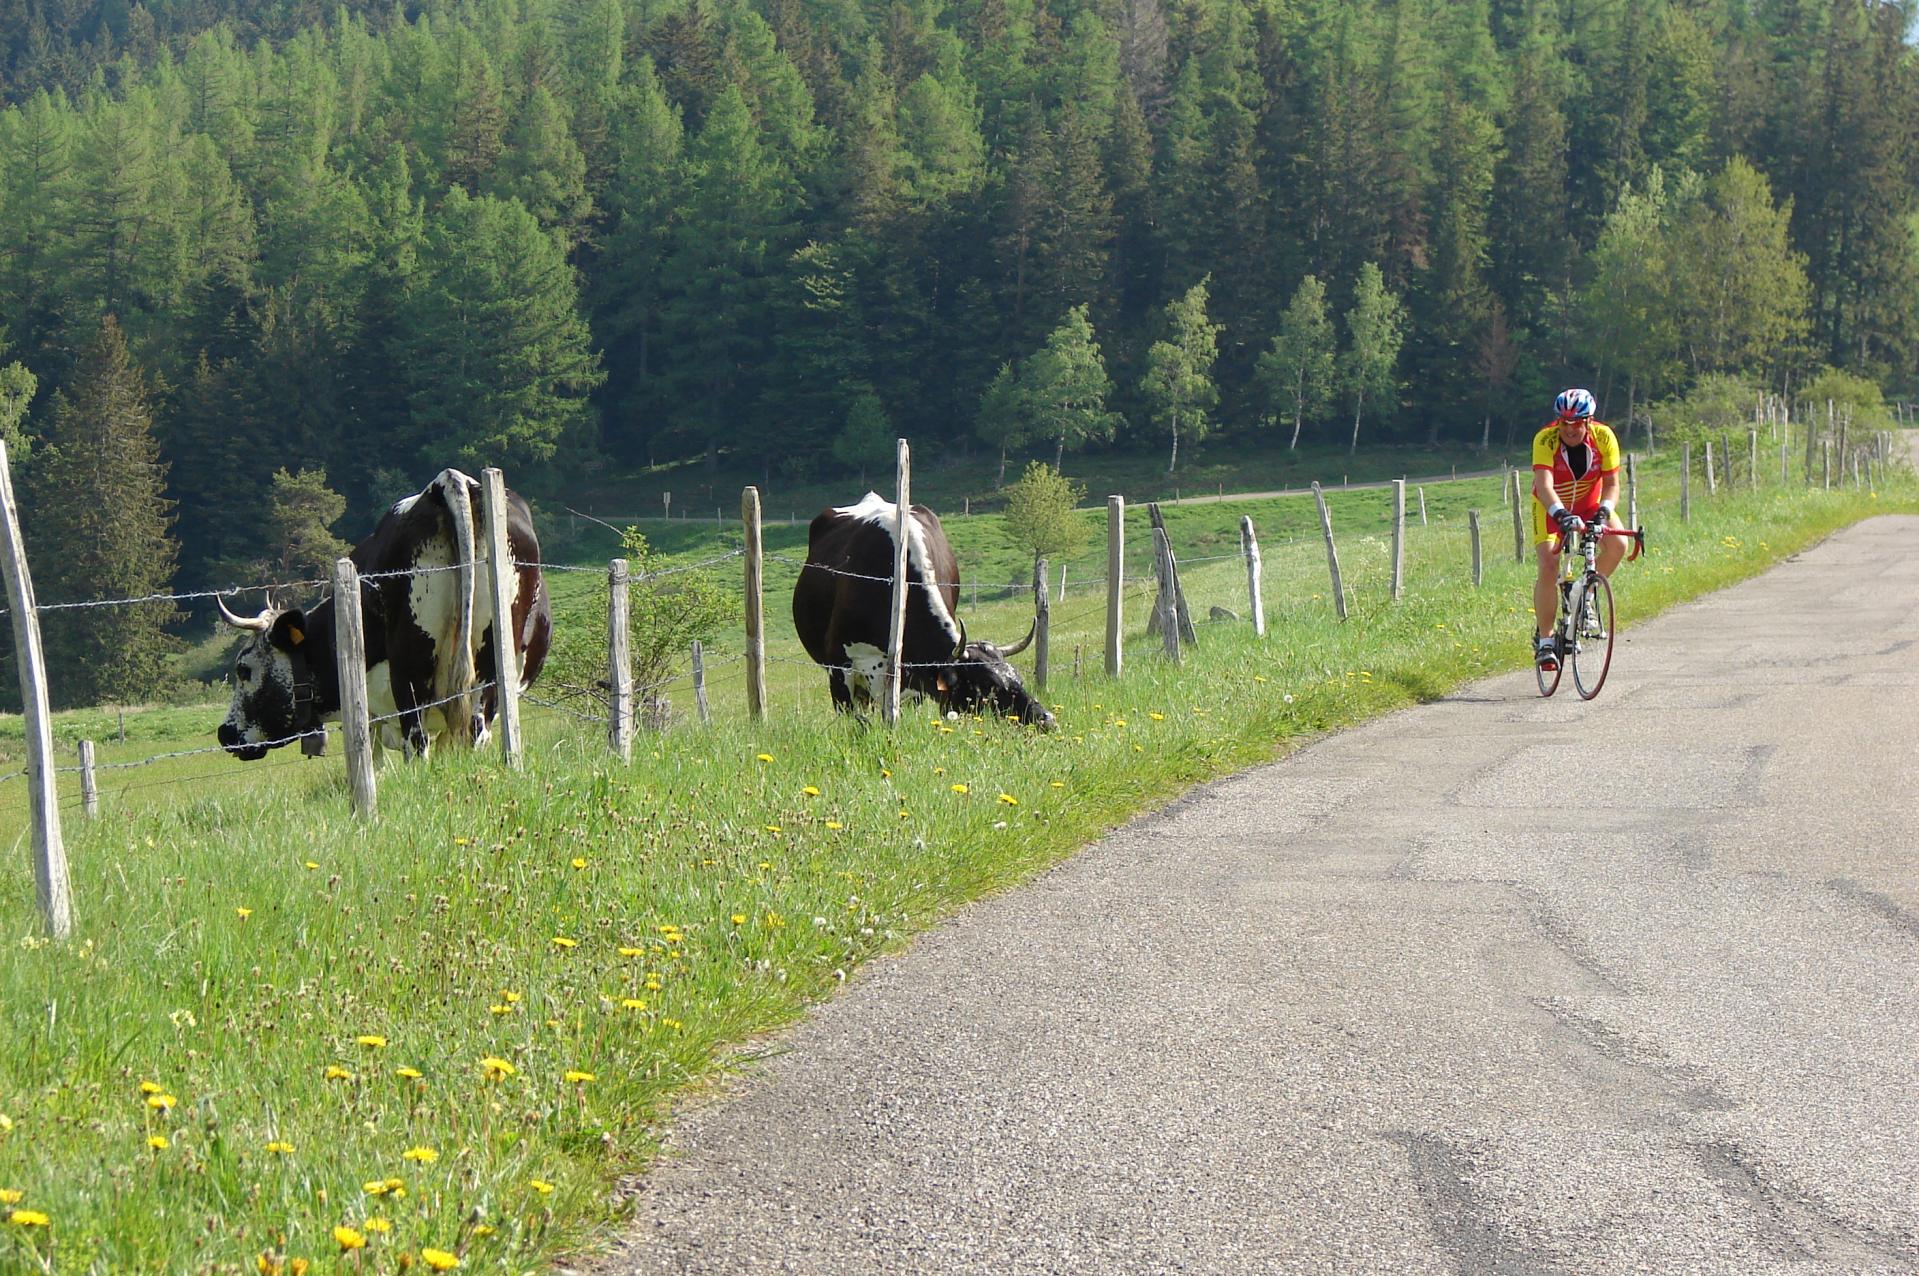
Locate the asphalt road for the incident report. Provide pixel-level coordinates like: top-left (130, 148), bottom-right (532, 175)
top-left (602, 514), bottom-right (1919, 1276)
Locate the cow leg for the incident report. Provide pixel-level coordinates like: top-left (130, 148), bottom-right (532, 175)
top-left (472, 626), bottom-right (498, 748)
top-left (393, 673), bottom-right (433, 760)
top-left (829, 667), bottom-right (854, 712)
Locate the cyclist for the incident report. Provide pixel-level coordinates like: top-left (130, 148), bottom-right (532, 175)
top-left (1531, 388), bottom-right (1625, 670)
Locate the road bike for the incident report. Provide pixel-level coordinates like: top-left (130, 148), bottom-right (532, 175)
top-left (1537, 521), bottom-right (1646, 700)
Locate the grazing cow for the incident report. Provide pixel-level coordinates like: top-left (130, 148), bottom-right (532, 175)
top-left (217, 468), bottom-right (552, 760)
top-left (792, 493), bottom-right (1055, 728)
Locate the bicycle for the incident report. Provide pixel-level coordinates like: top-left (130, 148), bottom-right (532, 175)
top-left (1537, 519), bottom-right (1646, 700)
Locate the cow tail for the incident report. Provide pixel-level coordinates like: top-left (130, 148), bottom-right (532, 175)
top-left (436, 468), bottom-right (480, 746)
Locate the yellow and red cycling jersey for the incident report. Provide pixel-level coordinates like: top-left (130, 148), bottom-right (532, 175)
top-left (1531, 420), bottom-right (1620, 545)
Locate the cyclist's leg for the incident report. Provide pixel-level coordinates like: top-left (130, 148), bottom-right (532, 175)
top-left (1531, 503), bottom-right (1561, 639)
top-left (1596, 510), bottom-right (1628, 577)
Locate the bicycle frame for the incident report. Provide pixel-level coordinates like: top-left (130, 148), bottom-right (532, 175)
top-left (1557, 524), bottom-right (1644, 648)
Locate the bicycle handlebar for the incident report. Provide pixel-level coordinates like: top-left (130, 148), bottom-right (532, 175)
top-left (1592, 524), bottom-right (1647, 562)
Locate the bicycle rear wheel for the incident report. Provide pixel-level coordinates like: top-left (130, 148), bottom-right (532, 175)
top-left (1570, 574), bottom-right (1615, 700)
top-left (1535, 636), bottom-right (1563, 697)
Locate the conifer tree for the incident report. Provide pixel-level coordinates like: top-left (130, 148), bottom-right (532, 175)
top-left (1023, 304), bottom-right (1118, 468)
top-left (28, 315), bottom-right (180, 709)
top-left (975, 361), bottom-right (1030, 488)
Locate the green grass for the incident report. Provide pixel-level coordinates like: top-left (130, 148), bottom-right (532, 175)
top-left (0, 450), bottom-right (1910, 1274)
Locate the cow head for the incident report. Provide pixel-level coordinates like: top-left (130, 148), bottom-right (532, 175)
top-left (936, 623), bottom-right (1057, 730)
top-left (216, 598), bottom-right (322, 760)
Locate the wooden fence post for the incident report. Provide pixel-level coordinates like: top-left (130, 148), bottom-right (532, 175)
top-left (742, 486), bottom-right (766, 721)
top-left (1105, 495), bottom-right (1124, 677)
top-left (1153, 525), bottom-right (1181, 663)
top-left (1510, 469), bottom-right (1526, 564)
top-left (1390, 478), bottom-right (1406, 602)
top-left (1681, 443), bottom-right (1692, 522)
top-left (883, 438), bottom-right (911, 725)
top-left (606, 558), bottom-right (633, 762)
top-left (1704, 440), bottom-right (1717, 494)
top-left (479, 469), bottom-right (524, 769)
top-left (1468, 511), bottom-right (1483, 588)
top-left (1749, 428), bottom-right (1759, 490)
top-left (1626, 453), bottom-right (1639, 530)
top-left (0, 441), bottom-right (71, 937)
top-left (1417, 485), bottom-right (1428, 527)
top-left (691, 639), bottom-right (711, 725)
top-left (1823, 442), bottom-right (1831, 489)
top-left (1240, 515), bottom-right (1265, 637)
top-left (1033, 556), bottom-right (1050, 691)
top-left (78, 740), bottom-right (97, 819)
top-left (1312, 482), bottom-right (1348, 621)
top-left (333, 557), bottom-right (377, 819)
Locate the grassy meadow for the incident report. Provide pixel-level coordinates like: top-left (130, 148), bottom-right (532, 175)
top-left (0, 446), bottom-right (1912, 1274)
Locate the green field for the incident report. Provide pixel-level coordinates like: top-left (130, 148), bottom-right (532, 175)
top-left (0, 446), bottom-right (1910, 1273)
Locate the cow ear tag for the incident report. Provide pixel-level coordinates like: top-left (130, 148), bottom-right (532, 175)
top-left (935, 670), bottom-right (955, 693)
top-left (287, 626), bottom-right (305, 645)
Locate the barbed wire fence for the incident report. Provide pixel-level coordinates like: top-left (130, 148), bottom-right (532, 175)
top-left (9, 420), bottom-right (1906, 937)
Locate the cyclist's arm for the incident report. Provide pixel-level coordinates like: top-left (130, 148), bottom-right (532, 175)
top-left (1532, 468), bottom-right (1565, 511)
top-left (1598, 470), bottom-right (1622, 511)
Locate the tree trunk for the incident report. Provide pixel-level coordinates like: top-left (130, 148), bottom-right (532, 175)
top-left (1349, 391), bottom-right (1364, 455)
top-left (996, 447), bottom-right (1007, 488)
top-left (1168, 412), bottom-right (1180, 474)
top-left (1290, 406), bottom-right (1303, 450)
top-left (1056, 435), bottom-right (1065, 470)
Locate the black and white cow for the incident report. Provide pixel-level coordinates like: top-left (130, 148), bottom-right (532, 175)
top-left (217, 468), bottom-right (552, 761)
top-left (792, 493), bottom-right (1055, 728)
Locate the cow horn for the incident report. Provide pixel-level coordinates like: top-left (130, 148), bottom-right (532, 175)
top-left (216, 594), bottom-right (271, 631)
top-left (999, 619), bottom-right (1036, 656)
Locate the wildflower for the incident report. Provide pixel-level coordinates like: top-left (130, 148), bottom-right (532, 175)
top-left (564, 1070), bottom-right (595, 1084)
top-left (757, 861), bottom-right (772, 871)
top-left (333, 1226), bottom-right (366, 1251)
top-left (997, 794), bottom-right (1018, 806)
top-left (644, 976), bottom-right (662, 991)
top-left (255, 1254), bottom-right (281, 1275)
top-left (662, 1017), bottom-right (683, 1031)
top-left (147, 1093), bottom-right (177, 1111)
top-left (0, 1191), bottom-right (20, 1204)
top-left (755, 753), bottom-right (774, 763)
top-left (1253, 675), bottom-right (1268, 683)
top-left (529, 1180), bottom-right (555, 1195)
top-left (356, 1035), bottom-right (387, 1049)
top-left (138, 1081), bottom-right (162, 1095)
top-left (147, 1135), bottom-right (169, 1150)
top-left (571, 857), bottom-right (587, 870)
top-left (363, 1181), bottom-right (391, 1196)
top-left (363, 1218), bottom-right (391, 1234)
top-left (489, 1005), bottom-right (513, 1016)
top-left (291, 1258), bottom-right (311, 1275)
top-left (265, 1141), bottom-right (294, 1155)
top-left (551, 936), bottom-right (577, 949)
top-left (9, 1210), bottom-right (50, 1227)
top-left (1148, 712), bottom-right (1165, 721)
top-left (453, 837), bottom-right (470, 847)
top-left (402, 1147), bottom-right (438, 1164)
top-left (1049, 781), bottom-right (1065, 789)
top-left (802, 786), bottom-right (820, 797)
top-left (730, 913), bottom-right (747, 926)
top-left (620, 999), bottom-right (647, 1011)
top-left (950, 783), bottom-right (969, 794)
top-left (618, 947), bottom-right (643, 958)
top-left (501, 991), bottom-right (521, 1003)
top-left (480, 1057), bottom-right (516, 1080)
top-left (472, 1225), bottom-right (495, 1238)
top-left (763, 824), bottom-right (781, 834)
top-left (304, 861), bottom-right (319, 870)
top-left (422, 1248), bottom-right (461, 1270)
top-left (763, 912), bottom-right (785, 929)
top-left (236, 907), bottom-right (253, 919)
top-left (824, 821), bottom-right (843, 830)
top-left (325, 1067), bottom-right (354, 1082)
top-left (396, 1067), bottom-right (423, 1080)
top-left (880, 768), bottom-right (891, 778)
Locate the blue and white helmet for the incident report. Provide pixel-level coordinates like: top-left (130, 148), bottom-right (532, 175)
top-left (1554, 387), bottom-right (1596, 420)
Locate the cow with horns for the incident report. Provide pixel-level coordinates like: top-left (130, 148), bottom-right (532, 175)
top-left (792, 493), bottom-right (1055, 729)
top-left (217, 469), bottom-right (552, 761)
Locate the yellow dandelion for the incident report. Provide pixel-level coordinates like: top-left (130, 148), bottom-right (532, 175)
top-left (1253, 674), bottom-right (1268, 683)
top-left (0, 1191), bottom-right (20, 1204)
top-left (880, 767), bottom-right (891, 778)
top-left (950, 783), bottom-right (969, 794)
top-left (452, 836), bottom-right (470, 847)
top-left (551, 936), bottom-right (577, 949)
top-left (1149, 712), bottom-right (1165, 721)
top-left (147, 1135), bottom-right (168, 1150)
top-left (501, 991), bottom-right (521, 1003)
top-left (564, 1070), bottom-right (595, 1084)
top-left (235, 907), bottom-right (253, 919)
top-left (362, 1217), bottom-right (392, 1234)
top-left (304, 861), bottom-right (319, 870)
top-left (9, 1209), bottom-right (50, 1227)
top-left (529, 1180), bottom-right (555, 1195)
top-left (571, 857), bottom-right (587, 870)
top-left (324, 1066), bottom-right (353, 1082)
top-left (644, 975), bottom-right (662, 991)
top-left (384, 1177), bottom-right (404, 1191)
top-left (402, 1147), bottom-right (438, 1164)
top-left (139, 1080), bottom-right (162, 1095)
top-left (620, 998), bottom-right (647, 1011)
top-left (824, 820), bottom-right (843, 830)
top-left (396, 1067), bottom-right (423, 1080)
top-left (264, 1141), bottom-right (294, 1155)
top-left (422, 1248), bottom-right (461, 1270)
top-left (488, 1004), bottom-right (513, 1016)
top-left (730, 913), bottom-right (747, 926)
top-left (333, 1226), bottom-right (366, 1251)
top-left (618, 946), bottom-right (643, 957)
top-left (802, 785), bottom-right (821, 797)
top-left (472, 1225), bottom-right (495, 1238)
top-left (763, 824), bottom-right (781, 834)
top-left (147, 1093), bottom-right (177, 1111)
top-left (356, 1035), bottom-right (387, 1049)
top-left (662, 1017), bottom-right (683, 1031)
top-left (362, 1181), bottom-right (390, 1196)
top-left (997, 793), bottom-right (1018, 806)
top-left (480, 1057), bottom-right (516, 1080)
top-left (1050, 781), bottom-right (1065, 789)
top-left (755, 752), bottom-right (774, 763)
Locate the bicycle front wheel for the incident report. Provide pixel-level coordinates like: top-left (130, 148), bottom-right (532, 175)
top-left (1570, 573), bottom-right (1615, 700)
top-left (1535, 636), bottom-right (1563, 697)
